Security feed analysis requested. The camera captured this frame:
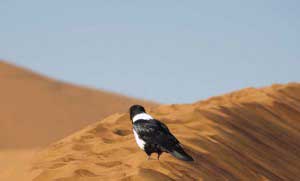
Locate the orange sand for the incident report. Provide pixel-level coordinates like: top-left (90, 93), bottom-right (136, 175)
top-left (33, 83), bottom-right (300, 180)
top-left (0, 60), bottom-right (155, 181)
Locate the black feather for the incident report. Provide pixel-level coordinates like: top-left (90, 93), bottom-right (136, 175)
top-left (133, 119), bottom-right (193, 161)
top-left (170, 145), bottom-right (194, 161)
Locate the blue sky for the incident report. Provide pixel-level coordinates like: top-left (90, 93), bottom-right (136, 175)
top-left (1, 1), bottom-right (299, 103)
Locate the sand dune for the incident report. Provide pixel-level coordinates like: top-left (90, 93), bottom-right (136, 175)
top-left (0, 60), bottom-right (155, 148)
top-left (33, 83), bottom-right (300, 180)
top-left (0, 60), bottom-right (155, 181)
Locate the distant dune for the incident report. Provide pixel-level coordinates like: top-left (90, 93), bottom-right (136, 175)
top-left (0, 60), bottom-right (156, 181)
top-left (32, 83), bottom-right (300, 180)
top-left (0, 61), bottom-right (156, 148)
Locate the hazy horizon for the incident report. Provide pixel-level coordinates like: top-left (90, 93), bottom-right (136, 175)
top-left (1, 1), bottom-right (300, 103)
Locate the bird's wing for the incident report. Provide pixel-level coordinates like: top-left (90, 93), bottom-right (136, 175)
top-left (133, 119), bottom-right (179, 151)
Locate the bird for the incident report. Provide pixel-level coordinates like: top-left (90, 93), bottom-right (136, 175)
top-left (130, 105), bottom-right (194, 161)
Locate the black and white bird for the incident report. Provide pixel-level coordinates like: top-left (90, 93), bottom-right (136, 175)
top-left (130, 105), bottom-right (193, 161)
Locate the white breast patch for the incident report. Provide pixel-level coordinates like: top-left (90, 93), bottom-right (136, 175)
top-left (133, 129), bottom-right (145, 150)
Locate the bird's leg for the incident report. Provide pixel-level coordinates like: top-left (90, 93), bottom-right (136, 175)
top-left (157, 152), bottom-right (162, 160)
top-left (146, 153), bottom-right (152, 160)
top-left (145, 145), bottom-right (152, 160)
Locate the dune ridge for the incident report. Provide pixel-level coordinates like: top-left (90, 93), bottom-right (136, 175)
top-left (32, 83), bottom-right (300, 180)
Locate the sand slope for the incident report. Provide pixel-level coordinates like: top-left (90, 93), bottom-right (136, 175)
top-left (0, 60), bottom-right (155, 181)
top-left (33, 83), bottom-right (300, 180)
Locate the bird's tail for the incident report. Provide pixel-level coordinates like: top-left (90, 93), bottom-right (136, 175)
top-left (170, 144), bottom-right (194, 162)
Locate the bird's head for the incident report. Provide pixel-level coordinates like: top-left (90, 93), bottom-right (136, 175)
top-left (129, 105), bottom-right (146, 121)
